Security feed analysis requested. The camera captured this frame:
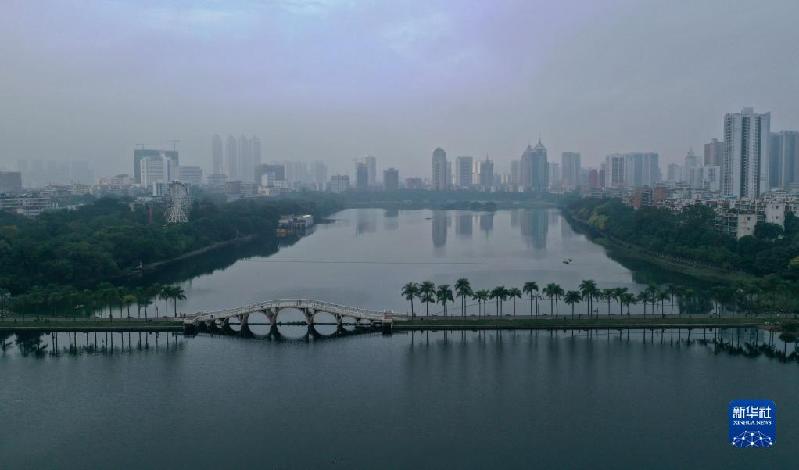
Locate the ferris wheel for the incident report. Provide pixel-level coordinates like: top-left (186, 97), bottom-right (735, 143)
top-left (165, 181), bottom-right (190, 224)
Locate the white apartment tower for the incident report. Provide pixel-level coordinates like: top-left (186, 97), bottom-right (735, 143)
top-left (722, 107), bottom-right (771, 198)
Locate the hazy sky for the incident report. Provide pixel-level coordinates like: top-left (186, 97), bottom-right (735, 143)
top-left (2, 0), bottom-right (798, 176)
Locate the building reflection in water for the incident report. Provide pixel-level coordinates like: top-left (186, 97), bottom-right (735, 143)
top-left (355, 209), bottom-right (378, 235)
top-left (383, 209), bottom-right (399, 231)
top-left (520, 209), bottom-right (549, 249)
top-left (456, 213), bottom-right (473, 238)
top-left (510, 209), bottom-right (519, 228)
top-left (432, 210), bottom-right (448, 248)
top-left (479, 212), bottom-right (494, 236)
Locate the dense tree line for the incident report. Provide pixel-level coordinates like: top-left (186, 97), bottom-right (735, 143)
top-left (0, 195), bottom-right (339, 314)
top-left (566, 197), bottom-right (799, 278)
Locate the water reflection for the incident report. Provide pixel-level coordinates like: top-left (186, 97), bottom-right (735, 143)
top-left (479, 212), bottom-right (494, 236)
top-left (432, 210), bottom-right (447, 248)
top-left (520, 209), bottom-right (548, 249)
top-left (356, 210), bottom-right (378, 235)
top-left (383, 209), bottom-right (399, 231)
top-left (1, 331), bottom-right (185, 357)
top-left (456, 213), bottom-right (473, 238)
top-left (404, 327), bottom-right (799, 363)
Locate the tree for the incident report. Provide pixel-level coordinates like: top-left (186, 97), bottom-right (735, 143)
top-left (508, 287), bottom-right (522, 316)
top-left (523, 281), bottom-right (539, 316)
top-left (473, 289), bottom-right (490, 317)
top-left (454, 278), bottom-right (473, 317)
top-left (419, 281), bottom-right (436, 316)
top-left (613, 287), bottom-right (628, 315)
top-left (579, 280), bottom-right (598, 317)
top-left (620, 292), bottom-right (636, 315)
top-left (401, 282), bottom-right (419, 317)
top-left (637, 291), bottom-right (649, 315)
top-left (490, 286), bottom-right (506, 316)
top-left (601, 288), bottom-right (615, 315)
top-left (657, 290), bottom-right (670, 318)
top-left (169, 285), bottom-right (186, 317)
top-left (436, 284), bottom-right (453, 316)
top-left (564, 290), bottom-right (581, 318)
top-left (543, 283), bottom-right (563, 316)
top-left (122, 294), bottom-right (137, 318)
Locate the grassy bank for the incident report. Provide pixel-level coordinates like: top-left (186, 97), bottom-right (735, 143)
top-left (0, 318), bottom-right (183, 332)
top-left (394, 315), bottom-right (796, 330)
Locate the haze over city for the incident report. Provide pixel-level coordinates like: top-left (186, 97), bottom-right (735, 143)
top-left (2, 0), bottom-right (799, 176)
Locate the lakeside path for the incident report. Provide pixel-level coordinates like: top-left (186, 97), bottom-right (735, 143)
top-left (393, 315), bottom-right (795, 331)
top-left (0, 318), bottom-right (183, 332)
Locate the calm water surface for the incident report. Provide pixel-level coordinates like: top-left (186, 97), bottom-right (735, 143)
top-left (1, 209), bottom-right (795, 468)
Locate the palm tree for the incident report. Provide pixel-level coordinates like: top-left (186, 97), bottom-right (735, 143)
top-left (646, 285), bottom-right (658, 314)
top-left (508, 287), bottom-right (522, 316)
top-left (637, 291), bottom-right (649, 315)
top-left (613, 287), bottom-right (628, 316)
top-left (436, 284), bottom-right (453, 316)
top-left (122, 294), bottom-right (137, 319)
top-left (454, 278), bottom-right (473, 317)
top-left (523, 281), bottom-right (539, 316)
top-left (401, 282), bottom-right (419, 317)
top-left (564, 290), bottom-right (581, 318)
top-left (169, 285), bottom-right (186, 317)
top-left (657, 290), bottom-right (670, 318)
top-left (490, 286), bottom-right (506, 316)
top-left (473, 289), bottom-right (490, 317)
top-left (620, 292), bottom-right (636, 315)
top-left (579, 280), bottom-right (598, 317)
top-left (543, 283), bottom-right (563, 316)
top-left (601, 288), bottom-right (615, 315)
top-left (667, 284), bottom-right (679, 313)
top-left (419, 281), bottom-right (436, 316)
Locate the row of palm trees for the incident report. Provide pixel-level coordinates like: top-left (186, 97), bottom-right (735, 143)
top-left (4, 283), bottom-right (187, 320)
top-left (401, 278), bottom-right (689, 318)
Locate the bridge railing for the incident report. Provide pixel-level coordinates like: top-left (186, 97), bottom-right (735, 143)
top-left (187, 299), bottom-right (390, 322)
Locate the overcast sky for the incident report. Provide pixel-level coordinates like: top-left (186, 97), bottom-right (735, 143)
top-left (1, 0), bottom-right (798, 176)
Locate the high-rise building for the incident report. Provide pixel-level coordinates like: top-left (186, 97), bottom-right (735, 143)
top-left (510, 160), bottom-right (520, 188)
top-left (252, 136), bottom-right (262, 170)
top-left (561, 152), bottom-right (581, 190)
top-left (667, 163), bottom-right (682, 183)
top-left (520, 139), bottom-right (548, 192)
top-left (588, 168), bottom-right (599, 189)
top-left (479, 158), bottom-right (494, 189)
top-left (312, 161), bottom-right (328, 189)
top-left (769, 131), bottom-right (799, 190)
top-left (329, 174), bottom-right (350, 193)
top-left (140, 156), bottom-right (167, 187)
top-left (704, 138), bottom-right (723, 167)
top-left (355, 162), bottom-right (369, 190)
top-left (0, 171), bottom-right (23, 193)
top-left (456, 156), bottom-right (473, 188)
top-left (548, 163), bottom-right (561, 190)
top-left (134, 149), bottom-right (178, 184)
top-left (432, 147), bottom-right (448, 191)
top-left (722, 107), bottom-right (771, 198)
top-left (383, 168), bottom-right (399, 191)
top-left (177, 166), bottom-right (203, 186)
top-left (613, 152), bottom-right (659, 188)
top-left (684, 148), bottom-right (699, 170)
top-left (365, 156), bottom-right (377, 187)
top-left (255, 164), bottom-right (285, 186)
top-left (238, 135), bottom-right (253, 183)
top-left (212, 134), bottom-right (224, 175)
top-left (225, 135), bottom-right (238, 180)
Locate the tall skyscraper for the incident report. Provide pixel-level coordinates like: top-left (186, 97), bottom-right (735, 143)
top-left (479, 158), bottom-right (494, 189)
top-left (510, 160), bottom-right (520, 188)
top-left (722, 107), bottom-right (771, 198)
top-left (432, 147), bottom-right (448, 191)
top-left (520, 139), bottom-right (548, 192)
top-left (364, 156), bottom-right (377, 187)
top-left (684, 148), bottom-right (699, 169)
top-left (134, 149), bottom-right (178, 184)
top-left (704, 138), bottom-right (723, 166)
top-left (225, 135), bottom-right (238, 180)
top-left (0, 171), bottom-right (23, 193)
top-left (238, 135), bottom-right (253, 183)
top-left (769, 131), bottom-right (799, 190)
top-left (456, 156), bottom-right (473, 188)
top-left (312, 161), bottom-right (328, 189)
top-left (252, 136), bottom-right (262, 170)
top-left (609, 152), bottom-right (659, 188)
top-left (212, 134), bottom-right (224, 175)
top-left (548, 163), bottom-right (561, 190)
top-left (383, 168), bottom-right (399, 191)
top-left (604, 154), bottom-right (625, 188)
top-left (561, 152), bottom-right (581, 190)
top-left (355, 162), bottom-right (369, 190)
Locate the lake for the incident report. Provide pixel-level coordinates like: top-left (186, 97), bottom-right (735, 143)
top-left (1, 209), bottom-right (795, 468)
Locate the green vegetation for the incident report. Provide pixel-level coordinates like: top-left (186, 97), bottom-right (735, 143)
top-left (0, 195), bottom-right (339, 316)
top-left (565, 197), bottom-right (799, 314)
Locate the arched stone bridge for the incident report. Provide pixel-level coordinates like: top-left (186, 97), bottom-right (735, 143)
top-left (184, 299), bottom-right (393, 334)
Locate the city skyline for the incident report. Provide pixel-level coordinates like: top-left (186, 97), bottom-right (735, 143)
top-left (2, 1), bottom-right (799, 176)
